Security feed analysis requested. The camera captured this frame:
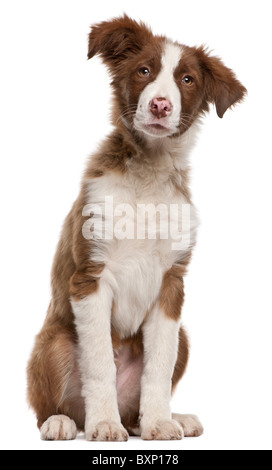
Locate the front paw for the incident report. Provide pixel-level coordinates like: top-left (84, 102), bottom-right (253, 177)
top-left (141, 419), bottom-right (184, 440)
top-left (85, 420), bottom-right (129, 441)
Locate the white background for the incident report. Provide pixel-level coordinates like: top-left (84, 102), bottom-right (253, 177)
top-left (0, 0), bottom-right (271, 451)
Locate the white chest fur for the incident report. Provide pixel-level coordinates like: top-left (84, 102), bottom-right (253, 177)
top-left (84, 146), bottom-right (199, 338)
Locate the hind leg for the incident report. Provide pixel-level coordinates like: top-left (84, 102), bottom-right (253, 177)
top-left (27, 324), bottom-right (83, 440)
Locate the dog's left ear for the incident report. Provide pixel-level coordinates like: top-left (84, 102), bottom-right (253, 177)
top-left (88, 15), bottom-right (152, 68)
top-left (196, 47), bottom-right (247, 118)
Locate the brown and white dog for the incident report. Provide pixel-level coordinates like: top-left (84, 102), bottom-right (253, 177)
top-left (27, 15), bottom-right (246, 441)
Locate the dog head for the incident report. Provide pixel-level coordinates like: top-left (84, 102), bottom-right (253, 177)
top-left (88, 15), bottom-right (246, 139)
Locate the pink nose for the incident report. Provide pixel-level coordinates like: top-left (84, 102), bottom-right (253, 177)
top-left (150, 97), bottom-right (173, 118)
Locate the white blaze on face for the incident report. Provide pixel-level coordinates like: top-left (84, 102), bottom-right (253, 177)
top-left (134, 41), bottom-right (183, 137)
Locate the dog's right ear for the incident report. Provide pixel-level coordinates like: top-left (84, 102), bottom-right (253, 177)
top-left (88, 15), bottom-right (152, 67)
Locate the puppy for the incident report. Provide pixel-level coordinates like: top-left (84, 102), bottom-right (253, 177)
top-left (27, 15), bottom-right (246, 441)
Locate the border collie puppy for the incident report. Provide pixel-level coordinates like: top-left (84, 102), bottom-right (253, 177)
top-left (27, 15), bottom-right (246, 441)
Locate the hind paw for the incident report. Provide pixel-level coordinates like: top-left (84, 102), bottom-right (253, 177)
top-left (172, 413), bottom-right (203, 437)
top-left (40, 415), bottom-right (77, 440)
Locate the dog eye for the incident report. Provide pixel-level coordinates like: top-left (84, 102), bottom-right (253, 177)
top-left (138, 67), bottom-right (151, 77)
top-left (182, 76), bottom-right (194, 85)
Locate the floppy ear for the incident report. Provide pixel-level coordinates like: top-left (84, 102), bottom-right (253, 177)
top-left (88, 15), bottom-right (152, 67)
top-left (196, 47), bottom-right (247, 118)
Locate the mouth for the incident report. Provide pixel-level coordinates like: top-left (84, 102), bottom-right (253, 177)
top-left (136, 118), bottom-right (174, 137)
top-left (146, 123), bottom-right (169, 131)
top-left (133, 115), bottom-right (176, 138)
top-left (142, 121), bottom-right (174, 137)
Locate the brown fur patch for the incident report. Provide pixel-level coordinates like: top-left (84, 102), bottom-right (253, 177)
top-left (85, 130), bottom-right (137, 179)
top-left (159, 259), bottom-right (191, 320)
top-left (123, 330), bottom-right (143, 357)
top-left (112, 328), bottom-right (144, 364)
top-left (172, 326), bottom-right (190, 392)
top-left (69, 266), bottom-right (103, 300)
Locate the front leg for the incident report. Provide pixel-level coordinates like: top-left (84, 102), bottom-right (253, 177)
top-left (140, 266), bottom-right (187, 440)
top-left (71, 277), bottom-right (128, 441)
top-left (140, 304), bottom-right (184, 440)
